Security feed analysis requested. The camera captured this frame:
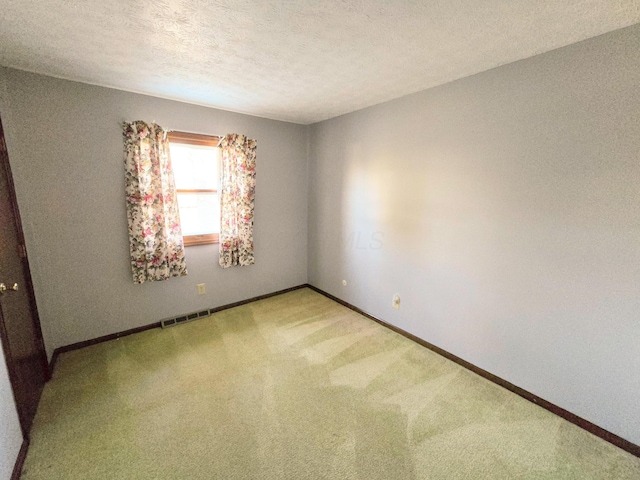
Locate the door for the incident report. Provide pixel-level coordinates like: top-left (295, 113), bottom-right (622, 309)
top-left (0, 114), bottom-right (49, 436)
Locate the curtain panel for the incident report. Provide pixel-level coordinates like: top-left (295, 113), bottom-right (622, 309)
top-left (219, 133), bottom-right (257, 268)
top-left (122, 121), bottom-right (188, 283)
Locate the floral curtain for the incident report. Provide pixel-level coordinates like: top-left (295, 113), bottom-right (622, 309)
top-left (122, 121), bottom-right (188, 283)
top-left (219, 133), bottom-right (257, 268)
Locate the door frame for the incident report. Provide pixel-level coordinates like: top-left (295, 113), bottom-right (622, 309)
top-left (0, 114), bottom-right (50, 438)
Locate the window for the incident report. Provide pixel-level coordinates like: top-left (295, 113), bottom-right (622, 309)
top-left (168, 131), bottom-right (221, 246)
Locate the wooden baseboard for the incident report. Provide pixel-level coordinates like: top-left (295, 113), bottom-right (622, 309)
top-left (49, 320), bottom-right (161, 372)
top-left (49, 284), bottom-right (309, 373)
top-left (207, 284), bottom-right (308, 315)
top-left (46, 282), bottom-right (639, 458)
top-left (307, 284), bottom-right (640, 459)
top-left (11, 437), bottom-right (29, 480)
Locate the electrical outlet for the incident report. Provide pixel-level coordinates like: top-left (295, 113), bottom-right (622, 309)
top-left (392, 294), bottom-right (400, 309)
top-left (197, 283), bottom-right (206, 295)
top-left (342, 280), bottom-right (347, 286)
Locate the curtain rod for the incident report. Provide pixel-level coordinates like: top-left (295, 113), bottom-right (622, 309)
top-left (121, 121), bottom-right (224, 139)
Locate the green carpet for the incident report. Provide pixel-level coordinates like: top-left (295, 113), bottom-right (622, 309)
top-left (22, 288), bottom-right (640, 479)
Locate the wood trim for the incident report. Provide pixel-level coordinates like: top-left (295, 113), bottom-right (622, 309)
top-left (168, 131), bottom-right (220, 147)
top-left (0, 118), bottom-right (49, 383)
top-left (0, 116), bottom-right (50, 441)
top-left (46, 282), bottom-right (640, 457)
top-left (170, 131), bottom-right (219, 246)
top-left (183, 233), bottom-right (219, 247)
top-left (11, 437), bottom-right (29, 480)
top-left (306, 284), bottom-right (640, 459)
top-left (49, 285), bottom-right (309, 372)
top-left (207, 284), bottom-right (308, 315)
top-left (49, 321), bottom-right (161, 372)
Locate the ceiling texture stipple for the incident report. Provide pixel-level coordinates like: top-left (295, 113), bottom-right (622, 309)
top-left (0, 1), bottom-right (639, 124)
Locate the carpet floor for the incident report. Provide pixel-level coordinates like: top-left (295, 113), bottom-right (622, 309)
top-left (21, 288), bottom-right (640, 479)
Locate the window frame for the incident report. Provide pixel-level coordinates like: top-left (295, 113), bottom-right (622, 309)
top-left (167, 130), bottom-right (221, 247)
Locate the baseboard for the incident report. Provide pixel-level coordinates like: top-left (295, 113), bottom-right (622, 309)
top-left (49, 320), bottom-right (161, 372)
top-left (207, 284), bottom-right (309, 315)
top-left (49, 284), bottom-right (309, 373)
top-left (11, 437), bottom-right (29, 480)
top-left (306, 284), bottom-right (640, 459)
top-left (46, 282), bottom-right (639, 457)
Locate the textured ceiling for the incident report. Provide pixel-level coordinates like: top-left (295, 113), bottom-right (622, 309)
top-left (0, 1), bottom-right (639, 124)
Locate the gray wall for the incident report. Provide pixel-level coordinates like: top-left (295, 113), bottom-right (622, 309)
top-left (0, 68), bottom-right (308, 358)
top-left (308, 24), bottom-right (640, 445)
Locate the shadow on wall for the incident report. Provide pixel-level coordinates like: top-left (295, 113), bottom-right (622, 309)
top-left (340, 138), bottom-right (433, 304)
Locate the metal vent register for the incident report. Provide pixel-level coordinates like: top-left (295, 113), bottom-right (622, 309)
top-left (161, 308), bottom-right (212, 328)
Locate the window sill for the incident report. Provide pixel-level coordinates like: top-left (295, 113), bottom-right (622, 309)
top-left (184, 233), bottom-right (219, 247)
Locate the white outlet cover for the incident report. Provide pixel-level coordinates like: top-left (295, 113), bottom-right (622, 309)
top-left (342, 280), bottom-right (347, 286)
top-left (392, 295), bottom-right (400, 309)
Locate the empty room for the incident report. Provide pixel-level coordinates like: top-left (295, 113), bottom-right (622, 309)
top-left (1, 1), bottom-right (639, 479)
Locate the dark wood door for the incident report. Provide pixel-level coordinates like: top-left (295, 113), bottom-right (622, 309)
top-left (0, 114), bottom-right (49, 436)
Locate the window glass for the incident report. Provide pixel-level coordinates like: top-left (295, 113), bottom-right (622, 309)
top-left (176, 192), bottom-right (219, 236)
top-left (168, 137), bottom-right (220, 245)
top-left (171, 144), bottom-right (218, 190)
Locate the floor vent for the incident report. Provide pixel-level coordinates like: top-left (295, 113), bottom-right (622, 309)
top-left (161, 309), bottom-right (211, 328)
